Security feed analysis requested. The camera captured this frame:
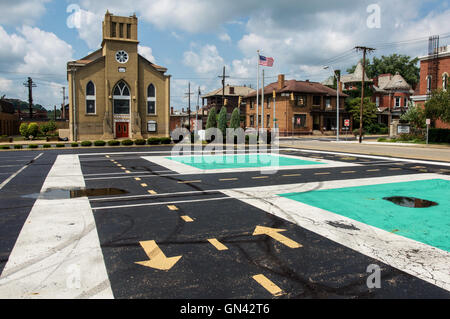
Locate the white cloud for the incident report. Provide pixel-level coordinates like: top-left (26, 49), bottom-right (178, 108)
top-left (0, 0), bottom-right (50, 25)
top-left (0, 25), bottom-right (73, 107)
top-left (219, 33), bottom-right (231, 42)
top-left (183, 44), bottom-right (225, 74)
top-left (0, 77), bottom-right (13, 92)
top-left (138, 45), bottom-right (156, 63)
top-left (67, 6), bottom-right (103, 50)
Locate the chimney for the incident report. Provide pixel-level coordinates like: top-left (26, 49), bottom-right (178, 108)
top-left (278, 74), bottom-right (285, 89)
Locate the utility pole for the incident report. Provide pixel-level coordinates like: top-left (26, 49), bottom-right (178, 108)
top-left (185, 82), bottom-right (193, 132)
top-left (196, 86), bottom-right (201, 133)
top-left (23, 77), bottom-right (37, 119)
top-left (218, 66), bottom-right (230, 109)
top-left (355, 46), bottom-right (375, 144)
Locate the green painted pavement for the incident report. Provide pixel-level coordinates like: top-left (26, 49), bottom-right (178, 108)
top-left (279, 179), bottom-right (450, 252)
top-left (166, 154), bottom-right (325, 170)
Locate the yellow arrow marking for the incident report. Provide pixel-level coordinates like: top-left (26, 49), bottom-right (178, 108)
top-left (282, 174), bottom-right (301, 177)
top-left (117, 164), bottom-right (122, 167)
top-left (135, 240), bottom-right (182, 271)
top-left (134, 177), bottom-right (141, 181)
top-left (178, 180), bottom-right (201, 184)
top-left (167, 205), bottom-right (178, 211)
top-left (253, 226), bottom-right (302, 248)
top-left (207, 238), bottom-right (228, 251)
top-left (125, 170), bottom-right (131, 173)
top-left (148, 190), bottom-right (157, 195)
top-left (252, 176), bottom-right (269, 179)
top-left (252, 274), bottom-right (284, 296)
top-left (180, 215), bottom-right (194, 222)
top-left (140, 183), bottom-right (148, 187)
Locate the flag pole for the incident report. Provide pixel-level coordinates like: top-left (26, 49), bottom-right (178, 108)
top-left (256, 50), bottom-right (260, 132)
top-left (261, 69), bottom-right (264, 131)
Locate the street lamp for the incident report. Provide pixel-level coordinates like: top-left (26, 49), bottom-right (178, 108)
top-left (324, 66), bottom-right (340, 142)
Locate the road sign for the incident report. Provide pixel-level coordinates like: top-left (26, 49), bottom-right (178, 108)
top-left (344, 119), bottom-right (350, 127)
top-left (426, 119), bottom-right (431, 125)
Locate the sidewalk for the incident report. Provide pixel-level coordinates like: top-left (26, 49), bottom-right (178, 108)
top-left (280, 139), bottom-right (450, 162)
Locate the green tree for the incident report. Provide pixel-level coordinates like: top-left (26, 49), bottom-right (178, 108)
top-left (400, 105), bottom-right (426, 133)
top-left (347, 54), bottom-right (420, 86)
top-left (229, 107), bottom-right (241, 129)
top-left (206, 107), bottom-right (217, 129)
top-left (424, 87), bottom-right (450, 125)
top-left (346, 97), bottom-right (377, 129)
top-left (217, 106), bottom-right (228, 136)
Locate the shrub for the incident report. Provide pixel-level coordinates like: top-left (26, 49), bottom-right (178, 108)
top-left (147, 137), bottom-right (160, 145)
top-left (56, 143), bottom-right (65, 148)
top-left (94, 140), bottom-right (106, 146)
top-left (14, 145), bottom-right (23, 149)
top-left (81, 141), bottom-right (92, 147)
top-left (134, 139), bottom-right (146, 145)
top-left (108, 140), bottom-right (120, 146)
top-left (377, 137), bottom-right (387, 142)
top-left (160, 137), bottom-right (171, 144)
top-left (0, 145), bottom-right (10, 150)
top-left (121, 139), bottom-right (133, 146)
top-left (28, 144), bottom-right (38, 149)
top-left (43, 144), bottom-right (51, 148)
top-left (27, 123), bottom-right (39, 138)
top-left (428, 128), bottom-right (450, 144)
top-left (19, 123), bottom-right (28, 138)
top-left (71, 142), bottom-right (79, 147)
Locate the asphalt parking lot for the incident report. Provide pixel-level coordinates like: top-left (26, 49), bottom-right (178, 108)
top-left (0, 145), bottom-right (449, 299)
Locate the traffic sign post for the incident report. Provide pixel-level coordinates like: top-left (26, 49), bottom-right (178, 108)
top-left (426, 119), bottom-right (431, 145)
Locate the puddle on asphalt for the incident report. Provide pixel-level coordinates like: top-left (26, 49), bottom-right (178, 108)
top-left (383, 196), bottom-right (438, 208)
top-left (23, 188), bottom-right (128, 200)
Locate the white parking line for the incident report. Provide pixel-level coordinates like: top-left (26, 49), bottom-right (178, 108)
top-left (0, 154), bottom-right (113, 299)
top-left (0, 153), bottom-right (43, 191)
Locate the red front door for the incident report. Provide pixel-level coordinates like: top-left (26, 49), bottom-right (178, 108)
top-left (115, 122), bottom-right (129, 138)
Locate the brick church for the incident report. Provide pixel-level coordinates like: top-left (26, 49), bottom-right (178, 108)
top-left (67, 11), bottom-right (171, 141)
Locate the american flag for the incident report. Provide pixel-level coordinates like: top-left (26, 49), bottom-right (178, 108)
top-left (259, 55), bottom-right (274, 67)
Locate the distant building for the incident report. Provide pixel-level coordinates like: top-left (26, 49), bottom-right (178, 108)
top-left (372, 72), bottom-right (414, 126)
top-left (340, 62), bottom-right (372, 91)
top-left (202, 85), bottom-right (255, 118)
top-left (244, 75), bottom-right (350, 136)
top-left (411, 41), bottom-right (450, 129)
top-left (0, 98), bottom-right (19, 136)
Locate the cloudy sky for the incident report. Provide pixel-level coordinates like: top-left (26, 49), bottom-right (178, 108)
top-left (0, 0), bottom-right (449, 110)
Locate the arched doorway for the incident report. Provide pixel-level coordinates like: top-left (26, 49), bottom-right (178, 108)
top-left (113, 81), bottom-right (131, 138)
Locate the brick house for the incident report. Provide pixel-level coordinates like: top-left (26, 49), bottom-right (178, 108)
top-left (372, 72), bottom-right (414, 126)
top-left (243, 75), bottom-right (350, 136)
top-left (411, 43), bottom-right (450, 129)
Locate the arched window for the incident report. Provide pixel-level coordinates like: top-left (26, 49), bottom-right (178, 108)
top-left (113, 81), bottom-right (130, 114)
top-left (86, 81), bottom-right (96, 114)
top-left (147, 84), bottom-right (156, 115)
top-left (443, 73), bottom-right (449, 91)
